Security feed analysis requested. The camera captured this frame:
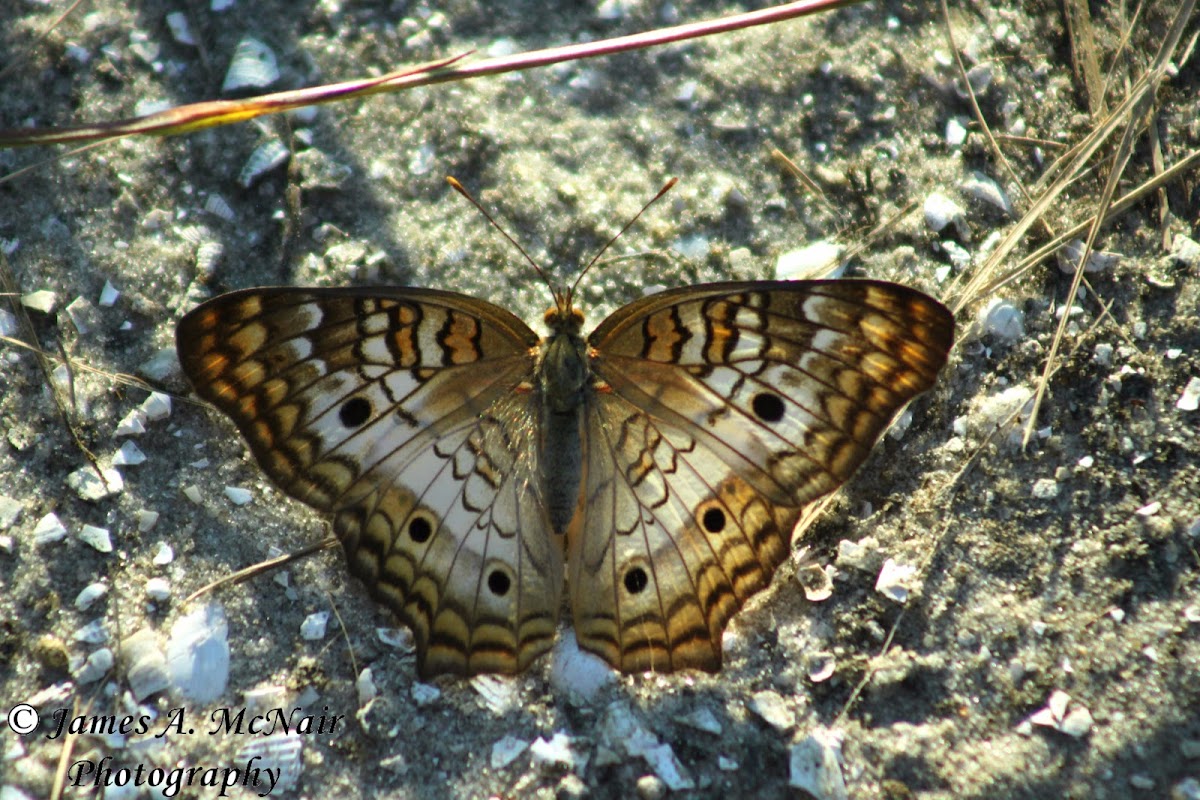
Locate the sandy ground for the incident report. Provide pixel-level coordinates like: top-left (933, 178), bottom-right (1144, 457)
top-left (1, 1), bottom-right (1198, 798)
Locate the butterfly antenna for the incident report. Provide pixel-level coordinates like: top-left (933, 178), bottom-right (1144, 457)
top-left (567, 177), bottom-right (678, 304)
top-left (446, 177), bottom-right (557, 297)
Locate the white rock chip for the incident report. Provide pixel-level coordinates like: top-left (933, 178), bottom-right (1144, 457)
top-left (113, 441), bottom-right (146, 466)
top-left (299, 611), bottom-right (329, 640)
top-left (146, 577), bottom-right (171, 600)
top-left (78, 524), bottom-right (113, 553)
top-left (115, 408), bottom-right (147, 436)
top-left (530, 732), bottom-right (588, 774)
top-left (74, 647), bottom-right (114, 683)
top-left (549, 629), bottom-right (614, 702)
top-left (140, 391), bottom-right (172, 421)
top-left (32, 512), bottom-right (68, 545)
top-left (1176, 377), bottom-right (1200, 412)
top-left (924, 192), bottom-right (969, 239)
top-left (978, 297), bottom-right (1026, 341)
top-left (490, 735), bottom-right (530, 769)
top-left (789, 728), bottom-right (848, 800)
top-left (20, 290), bottom-right (57, 313)
top-left (749, 690), bottom-right (796, 732)
top-left (411, 682), bottom-right (441, 707)
top-left (224, 486), bottom-right (253, 505)
top-left (67, 467), bottom-right (124, 501)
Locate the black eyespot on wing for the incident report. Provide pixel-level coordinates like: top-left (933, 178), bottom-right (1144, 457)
top-left (623, 567), bottom-right (649, 595)
top-left (339, 396), bottom-right (372, 428)
top-left (487, 570), bottom-right (511, 597)
top-left (702, 507), bottom-right (726, 533)
top-left (408, 516), bottom-right (432, 543)
top-left (751, 391), bottom-right (785, 423)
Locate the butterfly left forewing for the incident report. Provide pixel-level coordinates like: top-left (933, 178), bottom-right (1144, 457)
top-left (570, 280), bottom-right (953, 672)
top-left (177, 288), bottom-right (563, 676)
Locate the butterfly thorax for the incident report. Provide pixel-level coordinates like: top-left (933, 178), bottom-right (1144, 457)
top-left (539, 304), bottom-right (589, 413)
top-left (538, 303), bottom-right (590, 533)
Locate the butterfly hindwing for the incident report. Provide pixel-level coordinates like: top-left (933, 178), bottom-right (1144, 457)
top-left (177, 288), bottom-right (564, 676)
top-left (569, 280), bottom-right (954, 672)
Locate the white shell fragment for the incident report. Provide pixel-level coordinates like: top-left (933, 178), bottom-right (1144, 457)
top-left (1056, 239), bottom-right (1120, 274)
top-left (222, 37), bottom-right (280, 93)
top-left (224, 486), bottom-right (253, 506)
top-left (239, 139), bottom-right (290, 188)
top-left (75, 582), bottom-right (109, 610)
top-left (1176, 377), bottom-right (1200, 412)
top-left (166, 604), bottom-right (230, 702)
top-left (78, 524), bottom-right (113, 553)
top-left (196, 240), bottom-right (225, 278)
top-left (121, 628), bottom-right (171, 701)
top-left (299, 612), bottom-right (329, 640)
top-left (1027, 689), bottom-right (1093, 738)
top-left (789, 728), bottom-right (848, 800)
top-left (491, 735), bottom-right (529, 769)
top-left (471, 673), bottom-right (519, 714)
top-left (67, 466), bottom-right (124, 501)
top-left (875, 558), bottom-right (917, 603)
top-left (806, 651), bottom-right (837, 683)
top-left (960, 171), bottom-right (1013, 216)
top-left (32, 512), bottom-right (68, 545)
top-left (775, 241), bottom-right (846, 281)
top-left (204, 193), bottom-right (236, 221)
top-left (113, 441), bottom-right (146, 466)
top-left (235, 733), bottom-right (303, 793)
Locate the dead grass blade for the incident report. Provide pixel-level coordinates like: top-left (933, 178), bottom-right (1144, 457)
top-left (0, 0), bottom-right (860, 151)
top-left (1019, 0), bottom-right (1196, 448)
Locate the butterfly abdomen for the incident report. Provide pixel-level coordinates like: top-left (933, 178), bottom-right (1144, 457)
top-left (537, 321), bottom-right (590, 535)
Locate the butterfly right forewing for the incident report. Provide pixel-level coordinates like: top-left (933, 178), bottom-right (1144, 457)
top-left (177, 288), bottom-right (564, 677)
